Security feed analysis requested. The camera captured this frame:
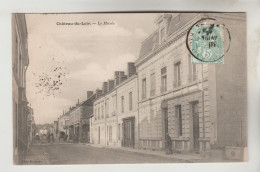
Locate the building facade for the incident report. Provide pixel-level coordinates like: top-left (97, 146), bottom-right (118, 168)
top-left (67, 93), bottom-right (96, 143)
top-left (90, 63), bottom-right (138, 148)
top-left (12, 13), bottom-right (30, 164)
top-left (58, 112), bottom-right (70, 139)
top-left (135, 13), bottom-right (247, 157)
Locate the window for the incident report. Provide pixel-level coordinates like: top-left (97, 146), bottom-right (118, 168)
top-left (95, 108), bottom-right (97, 120)
top-left (174, 62), bottom-right (181, 87)
top-left (150, 73), bottom-right (156, 96)
top-left (98, 107), bottom-right (100, 119)
top-left (142, 78), bottom-right (146, 99)
top-left (175, 105), bottom-right (182, 137)
top-left (105, 99), bottom-right (109, 118)
top-left (188, 55), bottom-right (197, 82)
top-left (101, 105), bottom-right (104, 118)
top-left (121, 96), bottom-right (124, 113)
top-left (161, 67), bottom-right (167, 93)
top-left (129, 92), bottom-right (133, 111)
top-left (113, 96), bottom-right (116, 116)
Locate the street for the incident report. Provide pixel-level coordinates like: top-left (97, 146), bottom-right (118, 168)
top-left (24, 141), bottom-right (182, 164)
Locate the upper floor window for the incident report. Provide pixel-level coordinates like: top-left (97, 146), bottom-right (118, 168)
top-left (121, 96), bottom-right (124, 113)
top-left (129, 92), bottom-right (133, 111)
top-left (101, 105), bottom-right (104, 119)
top-left (161, 67), bottom-right (167, 93)
top-left (174, 62), bottom-right (181, 88)
top-left (113, 96), bottom-right (116, 116)
top-left (150, 73), bottom-right (156, 96)
top-left (142, 78), bottom-right (147, 100)
top-left (105, 99), bottom-right (109, 118)
top-left (188, 55), bottom-right (197, 82)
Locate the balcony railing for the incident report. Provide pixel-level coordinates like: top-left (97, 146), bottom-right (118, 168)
top-left (173, 79), bottom-right (181, 88)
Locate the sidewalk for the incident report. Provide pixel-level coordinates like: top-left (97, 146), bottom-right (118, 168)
top-left (84, 143), bottom-right (203, 162)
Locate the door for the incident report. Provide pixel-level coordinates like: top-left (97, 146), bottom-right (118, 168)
top-left (123, 118), bottom-right (135, 148)
top-left (192, 102), bottom-right (199, 152)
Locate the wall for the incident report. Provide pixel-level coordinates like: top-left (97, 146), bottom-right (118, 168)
top-left (117, 76), bottom-right (138, 148)
top-left (208, 13), bottom-right (247, 148)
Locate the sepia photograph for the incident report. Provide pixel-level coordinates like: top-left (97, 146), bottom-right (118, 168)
top-left (12, 12), bottom-right (248, 165)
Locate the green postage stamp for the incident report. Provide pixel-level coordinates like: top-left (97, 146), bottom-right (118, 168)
top-left (187, 24), bottom-right (224, 64)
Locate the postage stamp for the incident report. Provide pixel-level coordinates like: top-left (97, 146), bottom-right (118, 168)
top-left (187, 23), bottom-right (224, 64)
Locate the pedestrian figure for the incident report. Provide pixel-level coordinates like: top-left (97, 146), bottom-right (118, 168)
top-left (64, 134), bottom-right (68, 142)
top-left (165, 133), bottom-right (172, 154)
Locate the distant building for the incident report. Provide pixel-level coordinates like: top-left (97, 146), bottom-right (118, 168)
top-left (58, 111), bottom-right (70, 139)
top-left (12, 13), bottom-right (30, 165)
top-left (63, 93), bottom-right (96, 143)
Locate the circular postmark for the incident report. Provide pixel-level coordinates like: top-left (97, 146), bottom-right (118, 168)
top-left (186, 18), bottom-right (228, 64)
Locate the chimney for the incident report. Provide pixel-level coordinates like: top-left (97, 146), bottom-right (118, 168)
top-left (76, 99), bottom-right (80, 106)
top-left (102, 82), bottom-right (108, 94)
top-left (87, 91), bottom-right (93, 99)
top-left (127, 62), bottom-right (136, 77)
top-left (108, 79), bottom-right (114, 91)
top-left (96, 89), bottom-right (102, 98)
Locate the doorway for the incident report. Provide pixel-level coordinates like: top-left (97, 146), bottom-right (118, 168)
top-left (192, 102), bottom-right (199, 152)
top-left (123, 117), bottom-right (135, 148)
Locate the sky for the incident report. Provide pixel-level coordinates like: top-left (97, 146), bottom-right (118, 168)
top-left (26, 13), bottom-right (158, 124)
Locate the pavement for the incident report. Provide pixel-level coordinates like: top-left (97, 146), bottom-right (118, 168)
top-left (24, 141), bottom-right (183, 164)
top-left (24, 137), bottom-right (231, 165)
top-left (84, 143), bottom-right (203, 163)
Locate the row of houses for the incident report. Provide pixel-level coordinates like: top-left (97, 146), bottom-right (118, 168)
top-left (53, 91), bottom-right (97, 143)
top-left (12, 14), bottom-right (36, 164)
top-left (55, 13), bottom-right (247, 160)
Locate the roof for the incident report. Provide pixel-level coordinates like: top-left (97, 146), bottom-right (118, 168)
top-left (138, 13), bottom-right (198, 60)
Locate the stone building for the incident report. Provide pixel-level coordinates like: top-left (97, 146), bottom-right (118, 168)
top-left (12, 13), bottom-right (30, 164)
top-left (67, 93), bottom-right (96, 143)
top-left (90, 63), bottom-right (138, 148)
top-left (57, 111), bottom-right (70, 139)
top-left (135, 13), bottom-right (247, 159)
